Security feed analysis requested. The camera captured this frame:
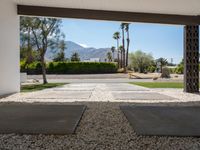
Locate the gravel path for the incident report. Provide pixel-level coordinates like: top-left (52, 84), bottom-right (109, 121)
top-left (1, 83), bottom-right (200, 150)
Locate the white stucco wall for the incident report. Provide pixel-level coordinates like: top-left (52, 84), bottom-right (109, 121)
top-left (0, 0), bottom-right (20, 95)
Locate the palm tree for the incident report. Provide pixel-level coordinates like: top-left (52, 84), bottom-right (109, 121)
top-left (121, 23), bottom-right (126, 68)
top-left (111, 46), bottom-right (115, 62)
top-left (124, 23), bottom-right (130, 67)
top-left (113, 32), bottom-right (120, 67)
top-left (107, 52), bottom-right (112, 62)
top-left (156, 57), bottom-right (168, 73)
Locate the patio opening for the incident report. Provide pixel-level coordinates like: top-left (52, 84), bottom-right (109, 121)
top-left (12, 10), bottom-right (200, 136)
top-left (1, 2), bottom-right (200, 148)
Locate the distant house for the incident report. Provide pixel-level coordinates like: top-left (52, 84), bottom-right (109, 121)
top-left (83, 58), bottom-right (100, 62)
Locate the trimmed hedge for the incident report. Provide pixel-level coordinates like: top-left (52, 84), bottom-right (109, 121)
top-left (21, 61), bottom-right (117, 74)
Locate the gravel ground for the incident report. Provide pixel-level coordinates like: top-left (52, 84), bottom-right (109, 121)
top-left (1, 83), bottom-right (200, 150)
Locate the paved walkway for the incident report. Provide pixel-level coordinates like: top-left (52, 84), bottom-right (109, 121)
top-left (2, 83), bottom-right (200, 104)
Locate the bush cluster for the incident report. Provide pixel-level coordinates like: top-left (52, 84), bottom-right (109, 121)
top-left (21, 61), bottom-right (118, 74)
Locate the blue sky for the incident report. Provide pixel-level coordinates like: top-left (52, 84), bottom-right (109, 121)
top-left (61, 18), bottom-right (195, 64)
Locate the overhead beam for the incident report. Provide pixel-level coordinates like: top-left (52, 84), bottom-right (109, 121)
top-left (17, 5), bottom-right (200, 25)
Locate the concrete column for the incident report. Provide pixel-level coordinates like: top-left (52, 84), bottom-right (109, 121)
top-left (0, 0), bottom-right (20, 95)
top-left (184, 25), bottom-right (199, 93)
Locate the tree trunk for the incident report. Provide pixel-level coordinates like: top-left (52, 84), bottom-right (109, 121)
top-left (25, 28), bottom-right (32, 73)
top-left (123, 49), bottom-right (126, 69)
top-left (122, 29), bottom-right (125, 69)
top-left (117, 52), bottom-right (120, 68)
top-left (120, 51), bottom-right (123, 68)
top-left (41, 54), bottom-right (48, 84)
top-left (27, 28), bottom-right (33, 64)
top-left (117, 40), bottom-right (120, 68)
top-left (126, 33), bottom-right (130, 67)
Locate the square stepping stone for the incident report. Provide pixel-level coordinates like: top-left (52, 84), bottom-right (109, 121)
top-left (0, 104), bottom-right (86, 134)
top-left (28, 91), bottom-right (92, 99)
top-left (112, 92), bottom-right (175, 100)
top-left (65, 84), bottom-right (96, 88)
top-left (54, 87), bottom-right (94, 91)
top-left (108, 86), bottom-right (148, 91)
top-left (107, 84), bottom-right (148, 91)
top-left (120, 105), bottom-right (200, 136)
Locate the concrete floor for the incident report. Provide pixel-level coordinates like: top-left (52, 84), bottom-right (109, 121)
top-left (113, 92), bottom-right (175, 100)
top-left (121, 105), bottom-right (200, 136)
top-left (0, 104), bottom-right (86, 134)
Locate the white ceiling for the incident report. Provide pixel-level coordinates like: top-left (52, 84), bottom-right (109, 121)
top-left (15, 0), bottom-right (200, 16)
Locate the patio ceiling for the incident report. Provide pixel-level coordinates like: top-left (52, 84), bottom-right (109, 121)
top-left (15, 0), bottom-right (200, 16)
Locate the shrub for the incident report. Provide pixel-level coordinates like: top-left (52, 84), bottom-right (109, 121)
top-left (129, 50), bottom-right (154, 73)
top-left (161, 67), bottom-right (170, 78)
top-left (175, 65), bottom-right (183, 74)
top-left (147, 66), bottom-right (156, 73)
top-left (174, 59), bottom-right (184, 74)
top-left (22, 62), bottom-right (117, 74)
top-left (27, 62), bottom-right (42, 74)
top-left (20, 59), bottom-right (27, 72)
top-left (169, 68), bottom-right (176, 74)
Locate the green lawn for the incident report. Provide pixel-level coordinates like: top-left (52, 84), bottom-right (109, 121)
top-left (21, 83), bottom-right (67, 92)
top-left (130, 82), bottom-right (184, 88)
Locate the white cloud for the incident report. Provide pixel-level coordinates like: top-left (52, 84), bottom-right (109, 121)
top-left (78, 43), bottom-right (89, 48)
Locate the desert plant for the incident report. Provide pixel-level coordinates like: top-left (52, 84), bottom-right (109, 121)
top-left (161, 67), bottom-right (171, 78)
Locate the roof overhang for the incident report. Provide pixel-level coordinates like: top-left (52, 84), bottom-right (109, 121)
top-left (16, 0), bottom-right (200, 25)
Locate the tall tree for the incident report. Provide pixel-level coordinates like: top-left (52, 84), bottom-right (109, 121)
top-left (20, 17), bottom-right (34, 64)
top-left (113, 32), bottom-right (120, 67)
top-left (111, 46), bottom-right (115, 62)
top-left (124, 23), bottom-right (130, 67)
top-left (156, 57), bottom-right (168, 73)
top-left (53, 40), bottom-right (66, 62)
top-left (107, 52), bottom-right (112, 62)
top-left (121, 23), bottom-right (126, 69)
top-left (29, 17), bottom-right (62, 84)
top-left (71, 52), bottom-right (80, 62)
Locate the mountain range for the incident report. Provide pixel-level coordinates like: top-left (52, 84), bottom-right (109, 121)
top-left (46, 41), bottom-right (117, 62)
